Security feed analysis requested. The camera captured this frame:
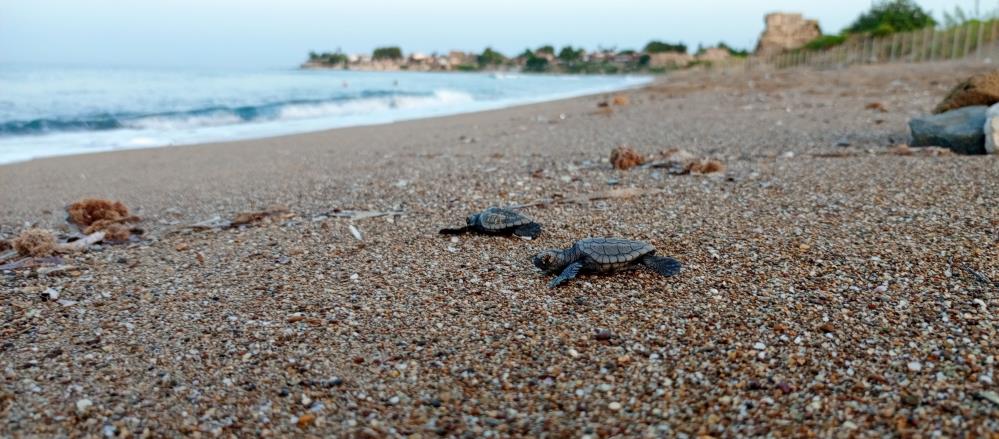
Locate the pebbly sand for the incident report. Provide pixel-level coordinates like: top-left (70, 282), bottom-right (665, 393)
top-left (1, 62), bottom-right (998, 436)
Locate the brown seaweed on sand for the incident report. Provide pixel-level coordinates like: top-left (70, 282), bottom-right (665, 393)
top-left (66, 198), bottom-right (141, 238)
top-left (12, 228), bottom-right (58, 257)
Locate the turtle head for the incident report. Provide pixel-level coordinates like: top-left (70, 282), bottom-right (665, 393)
top-left (465, 213), bottom-right (480, 226)
top-left (532, 249), bottom-right (565, 273)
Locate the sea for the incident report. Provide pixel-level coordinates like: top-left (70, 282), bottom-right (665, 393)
top-left (0, 65), bottom-right (650, 164)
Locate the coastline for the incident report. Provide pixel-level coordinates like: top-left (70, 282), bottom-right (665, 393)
top-left (2, 62), bottom-right (998, 436)
top-left (0, 77), bottom-right (650, 227)
top-left (0, 69), bottom-right (650, 166)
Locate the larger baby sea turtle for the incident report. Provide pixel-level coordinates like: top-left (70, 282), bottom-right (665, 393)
top-left (439, 207), bottom-right (542, 239)
top-left (533, 237), bottom-right (681, 288)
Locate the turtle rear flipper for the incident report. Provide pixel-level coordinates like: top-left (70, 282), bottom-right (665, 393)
top-left (513, 223), bottom-right (542, 239)
top-left (640, 255), bottom-right (681, 276)
top-left (439, 226), bottom-right (469, 235)
top-left (549, 262), bottom-right (582, 288)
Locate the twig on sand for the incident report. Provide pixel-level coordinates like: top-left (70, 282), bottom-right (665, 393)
top-left (0, 256), bottom-right (65, 271)
top-left (960, 264), bottom-right (998, 291)
top-left (56, 231), bottom-right (107, 253)
top-left (328, 210), bottom-right (404, 221)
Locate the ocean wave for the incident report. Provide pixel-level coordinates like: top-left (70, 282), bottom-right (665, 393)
top-left (0, 89), bottom-right (472, 136)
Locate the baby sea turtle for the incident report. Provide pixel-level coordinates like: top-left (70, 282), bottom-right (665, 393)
top-left (439, 207), bottom-right (542, 239)
top-left (533, 237), bottom-right (681, 288)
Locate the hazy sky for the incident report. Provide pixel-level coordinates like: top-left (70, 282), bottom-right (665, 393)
top-left (0, 0), bottom-right (984, 68)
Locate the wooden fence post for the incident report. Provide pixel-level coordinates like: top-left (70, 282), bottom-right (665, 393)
top-left (929, 29), bottom-right (940, 62)
top-left (966, 22), bottom-right (977, 59)
top-left (951, 26), bottom-right (962, 60)
top-left (977, 21), bottom-right (986, 59)
top-left (888, 34), bottom-right (898, 62)
top-left (924, 26), bottom-right (933, 62)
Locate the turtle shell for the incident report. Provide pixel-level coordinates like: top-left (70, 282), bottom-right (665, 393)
top-left (576, 238), bottom-right (655, 268)
top-left (475, 207), bottom-right (533, 231)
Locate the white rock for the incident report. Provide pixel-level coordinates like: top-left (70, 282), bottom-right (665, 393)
top-left (907, 361), bottom-right (922, 372)
top-left (608, 402), bottom-right (622, 411)
top-left (985, 103), bottom-right (999, 154)
top-left (76, 398), bottom-right (93, 414)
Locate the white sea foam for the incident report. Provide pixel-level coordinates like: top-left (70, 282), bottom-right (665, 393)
top-left (0, 66), bottom-right (650, 164)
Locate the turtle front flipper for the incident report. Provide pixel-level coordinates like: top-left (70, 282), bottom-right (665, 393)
top-left (549, 262), bottom-right (582, 288)
top-left (640, 255), bottom-right (682, 277)
top-left (513, 222), bottom-right (542, 239)
top-left (439, 226), bottom-right (469, 235)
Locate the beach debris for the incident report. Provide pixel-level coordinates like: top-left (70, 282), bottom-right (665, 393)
top-left (439, 207), bottom-right (541, 239)
top-left (887, 144), bottom-right (954, 157)
top-left (327, 209), bottom-right (404, 221)
top-left (959, 264), bottom-right (998, 291)
top-left (934, 71), bottom-right (999, 114)
top-left (865, 102), bottom-right (887, 112)
top-left (13, 228), bottom-right (58, 257)
top-left (685, 158), bottom-right (726, 175)
top-left (611, 94), bottom-right (630, 106)
top-left (36, 264), bottom-right (79, 277)
top-left (231, 205), bottom-right (291, 227)
top-left (58, 231), bottom-right (107, 253)
top-left (610, 146), bottom-right (646, 170)
top-left (348, 224), bottom-right (364, 241)
top-left (640, 148), bottom-right (725, 175)
top-left (0, 256), bottom-right (65, 272)
top-left (66, 198), bottom-right (141, 239)
top-left (976, 391), bottom-right (999, 407)
top-left (533, 238), bottom-right (681, 288)
top-left (909, 106), bottom-right (987, 155)
top-left (296, 413), bottom-right (316, 428)
top-left (182, 205), bottom-right (293, 231)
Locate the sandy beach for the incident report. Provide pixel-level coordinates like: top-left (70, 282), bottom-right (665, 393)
top-left (2, 62), bottom-right (998, 436)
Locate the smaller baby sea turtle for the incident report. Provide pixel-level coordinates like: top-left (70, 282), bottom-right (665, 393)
top-left (533, 237), bottom-right (681, 288)
top-left (439, 207), bottom-right (542, 239)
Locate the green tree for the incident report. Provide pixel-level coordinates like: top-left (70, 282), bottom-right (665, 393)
top-left (845, 0), bottom-right (936, 35)
top-left (716, 42), bottom-right (749, 57)
top-left (477, 47), bottom-right (506, 66)
top-left (372, 47), bottom-right (403, 60)
top-left (643, 40), bottom-right (687, 54)
top-left (524, 53), bottom-right (549, 72)
top-left (804, 35), bottom-right (848, 51)
top-left (557, 46), bottom-right (584, 62)
top-left (536, 45), bottom-right (555, 55)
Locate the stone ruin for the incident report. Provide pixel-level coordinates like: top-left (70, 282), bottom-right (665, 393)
top-left (755, 13), bottom-right (822, 57)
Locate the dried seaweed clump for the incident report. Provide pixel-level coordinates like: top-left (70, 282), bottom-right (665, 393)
top-left (610, 146), bottom-right (646, 170)
top-left (13, 228), bottom-right (57, 257)
top-left (865, 102), bottom-right (887, 112)
top-left (0, 239), bottom-right (10, 252)
top-left (686, 159), bottom-right (726, 174)
top-left (611, 95), bottom-right (630, 106)
top-left (66, 198), bottom-right (140, 237)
